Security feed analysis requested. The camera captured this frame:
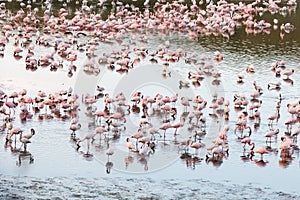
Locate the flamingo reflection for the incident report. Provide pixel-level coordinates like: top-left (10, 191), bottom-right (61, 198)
top-left (16, 151), bottom-right (34, 167)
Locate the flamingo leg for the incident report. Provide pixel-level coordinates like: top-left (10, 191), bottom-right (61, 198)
top-left (24, 143), bottom-right (27, 152)
top-left (136, 140), bottom-right (139, 150)
top-left (87, 140), bottom-right (90, 154)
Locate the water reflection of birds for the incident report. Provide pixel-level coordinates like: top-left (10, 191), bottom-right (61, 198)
top-left (16, 151), bottom-right (34, 167)
top-left (253, 159), bottom-right (268, 167)
top-left (278, 149), bottom-right (293, 169)
top-left (180, 152), bottom-right (202, 169)
top-left (105, 146), bottom-right (114, 174)
top-left (205, 156), bottom-right (224, 167)
top-left (283, 78), bottom-right (294, 86)
top-left (4, 139), bottom-right (19, 153)
top-left (138, 156), bottom-right (148, 171)
top-left (240, 151), bottom-right (253, 162)
top-left (124, 155), bottom-right (134, 169)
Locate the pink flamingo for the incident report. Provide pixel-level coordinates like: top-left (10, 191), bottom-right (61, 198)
top-left (267, 112), bottom-right (279, 125)
top-left (181, 96), bottom-right (190, 112)
top-left (76, 133), bottom-right (96, 155)
top-left (94, 126), bottom-right (108, 142)
top-left (254, 147), bottom-right (269, 161)
top-left (283, 68), bottom-right (294, 79)
top-left (190, 141), bottom-right (205, 155)
top-left (8, 127), bottom-right (22, 146)
top-left (4, 95), bottom-right (17, 116)
top-left (241, 137), bottom-right (255, 151)
top-left (159, 121), bottom-right (172, 141)
top-left (95, 110), bottom-right (108, 124)
top-left (171, 116), bottom-right (185, 135)
top-left (131, 128), bottom-right (144, 149)
top-left (125, 137), bottom-right (135, 152)
top-left (108, 112), bottom-right (126, 123)
top-left (291, 127), bottom-right (300, 143)
top-left (265, 128), bottom-right (279, 143)
top-left (69, 123), bottom-right (81, 138)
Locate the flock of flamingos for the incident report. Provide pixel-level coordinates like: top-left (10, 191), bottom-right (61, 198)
top-left (0, 0), bottom-right (299, 171)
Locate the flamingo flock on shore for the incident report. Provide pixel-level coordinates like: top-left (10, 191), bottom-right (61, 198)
top-left (0, 0), bottom-right (299, 171)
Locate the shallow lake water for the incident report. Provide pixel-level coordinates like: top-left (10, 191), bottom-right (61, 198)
top-left (1, 0), bottom-right (300, 199)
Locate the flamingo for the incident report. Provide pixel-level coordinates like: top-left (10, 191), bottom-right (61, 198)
top-left (253, 80), bottom-right (263, 94)
top-left (279, 136), bottom-right (296, 157)
top-left (283, 68), bottom-right (294, 79)
top-left (76, 133), bottom-right (97, 155)
top-left (171, 116), bottom-right (185, 135)
top-left (246, 64), bottom-right (255, 73)
top-left (95, 110), bottom-right (108, 124)
top-left (8, 127), bottom-right (22, 145)
top-left (20, 128), bottom-right (35, 140)
top-left (94, 126), bottom-right (108, 142)
top-left (178, 137), bottom-right (193, 153)
top-left (148, 127), bottom-right (161, 140)
top-left (19, 132), bottom-right (32, 152)
top-left (267, 81), bottom-right (281, 90)
top-left (237, 73), bottom-right (244, 84)
top-left (139, 141), bottom-right (153, 156)
top-left (267, 112), bottom-right (279, 125)
top-left (179, 80), bottom-right (190, 89)
top-left (291, 127), bottom-right (300, 143)
top-left (181, 96), bottom-right (190, 112)
top-left (105, 145), bottom-right (114, 174)
top-left (265, 128), bottom-right (279, 143)
top-left (131, 128), bottom-right (144, 149)
top-left (241, 137), bottom-right (255, 151)
top-left (190, 141), bottom-right (205, 155)
top-left (254, 147), bottom-right (269, 161)
top-left (108, 112), bottom-right (126, 123)
top-left (69, 123), bottom-right (81, 138)
top-left (18, 89), bottom-right (27, 96)
top-left (125, 137), bottom-right (135, 152)
top-left (5, 120), bottom-right (13, 135)
top-left (206, 144), bottom-right (229, 159)
top-left (4, 95), bottom-right (17, 116)
top-left (170, 93), bottom-right (178, 107)
top-left (159, 121), bottom-right (172, 140)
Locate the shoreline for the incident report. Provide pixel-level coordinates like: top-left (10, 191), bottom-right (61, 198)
top-left (1, 174), bottom-right (299, 200)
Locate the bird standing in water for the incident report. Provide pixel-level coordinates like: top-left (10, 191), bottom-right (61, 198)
top-left (19, 128), bottom-right (35, 152)
top-left (76, 133), bottom-right (96, 156)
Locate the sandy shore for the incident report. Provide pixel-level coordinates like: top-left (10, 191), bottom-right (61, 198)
top-left (0, 174), bottom-right (299, 200)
